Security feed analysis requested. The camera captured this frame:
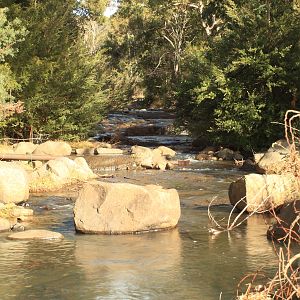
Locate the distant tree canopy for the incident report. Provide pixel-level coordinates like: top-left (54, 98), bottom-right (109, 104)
top-left (0, 0), bottom-right (299, 149)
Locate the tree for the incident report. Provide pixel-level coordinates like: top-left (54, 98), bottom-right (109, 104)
top-left (176, 0), bottom-right (300, 150)
top-left (0, 8), bottom-right (26, 130)
top-left (1, 0), bottom-right (108, 140)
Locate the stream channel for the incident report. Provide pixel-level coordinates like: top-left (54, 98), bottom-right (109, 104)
top-left (0, 110), bottom-right (278, 299)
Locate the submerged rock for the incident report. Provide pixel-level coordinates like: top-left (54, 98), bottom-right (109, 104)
top-left (229, 174), bottom-right (300, 212)
top-left (267, 200), bottom-right (300, 243)
top-left (7, 229), bottom-right (64, 240)
top-left (74, 181), bottom-right (181, 234)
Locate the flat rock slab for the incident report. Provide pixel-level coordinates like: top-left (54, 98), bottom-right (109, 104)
top-left (7, 229), bottom-right (64, 240)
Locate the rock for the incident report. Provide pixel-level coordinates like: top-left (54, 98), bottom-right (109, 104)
top-left (29, 157), bottom-right (96, 192)
top-left (75, 148), bottom-right (96, 155)
top-left (200, 146), bottom-right (218, 154)
top-left (268, 139), bottom-right (291, 154)
top-left (195, 153), bottom-right (210, 161)
top-left (95, 148), bottom-right (123, 155)
top-left (47, 158), bottom-right (72, 179)
top-left (11, 223), bottom-right (25, 232)
top-left (229, 174), bottom-right (300, 212)
top-left (0, 162), bottom-right (29, 204)
top-left (0, 217), bottom-right (11, 232)
top-left (166, 162), bottom-right (174, 170)
top-left (240, 159), bottom-right (257, 172)
top-left (13, 142), bottom-right (37, 154)
top-left (131, 145), bottom-right (155, 168)
top-left (8, 229), bottom-right (64, 240)
top-left (157, 146), bottom-right (176, 158)
top-left (11, 207), bottom-right (33, 218)
top-left (0, 144), bottom-right (14, 154)
top-left (33, 141), bottom-right (72, 156)
top-left (216, 148), bottom-right (234, 160)
top-left (267, 200), bottom-right (300, 243)
top-left (130, 145), bottom-right (171, 170)
top-left (233, 152), bottom-right (243, 161)
top-left (255, 151), bottom-right (287, 174)
top-left (74, 181), bottom-right (181, 234)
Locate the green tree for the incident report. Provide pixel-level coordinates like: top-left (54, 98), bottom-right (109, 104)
top-left (0, 8), bottom-right (26, 129)
top-left (2, 0), bottom-right (108, 140)
top-left (177, 0), bottom-right (300, 150)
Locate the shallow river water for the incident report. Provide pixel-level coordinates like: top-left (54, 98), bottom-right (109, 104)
top-left (0, 161), bottom-right (278, 300)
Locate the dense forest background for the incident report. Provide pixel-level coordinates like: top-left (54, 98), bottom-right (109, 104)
top-left (0, 0), bottom-right (300, 150)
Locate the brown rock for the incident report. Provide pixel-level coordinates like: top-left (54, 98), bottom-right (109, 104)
top-left (74, 181), bottom-right (181, 234)
top-left (229, 174), bottom-right (300, 212)
top-left (267, 200), bottom-right (300, 243)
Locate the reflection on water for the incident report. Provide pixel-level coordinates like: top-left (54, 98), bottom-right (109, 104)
top-left (0, 162), bottom-right (278, 300)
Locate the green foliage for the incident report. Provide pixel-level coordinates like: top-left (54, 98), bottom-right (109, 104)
top-left (177, 0), bottom-right (300, 150)
top-left (0, 8), bottom-right (26, 103)
top-left (1, 0), bottom-right (108, 140)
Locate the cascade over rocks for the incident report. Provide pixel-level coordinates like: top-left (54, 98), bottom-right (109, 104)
top-left (73, 181), bottom-right (181, 234)
top-left (229, 174), bottom-right (300, 213)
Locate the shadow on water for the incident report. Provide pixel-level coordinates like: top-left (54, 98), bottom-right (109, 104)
top-left (0, 162), bottom-right (279, 300)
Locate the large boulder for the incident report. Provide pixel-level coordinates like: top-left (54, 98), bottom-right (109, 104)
top-left (13, 142), bottom-right (37, 154)
top-left (29, 157), bottom-right (96, 192)
top-left (255, 151), bottom-right (287, 174)
top-left (267, 200), bottom-right (300, 243)
top-left (33, 141), bottom-right (72, 156)
top-left (229, 174), bottom-right (300, 212)
top-left (0, 162), bottom-right (29, 204)
top-left (74, 181), bottom-right (181, 234)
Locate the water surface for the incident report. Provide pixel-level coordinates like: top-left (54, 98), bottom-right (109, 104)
top-left (0, 162), bottom-right (277, 300)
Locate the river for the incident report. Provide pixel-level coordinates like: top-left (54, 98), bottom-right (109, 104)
top-left (0, 160), bottom-right (278, 300)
